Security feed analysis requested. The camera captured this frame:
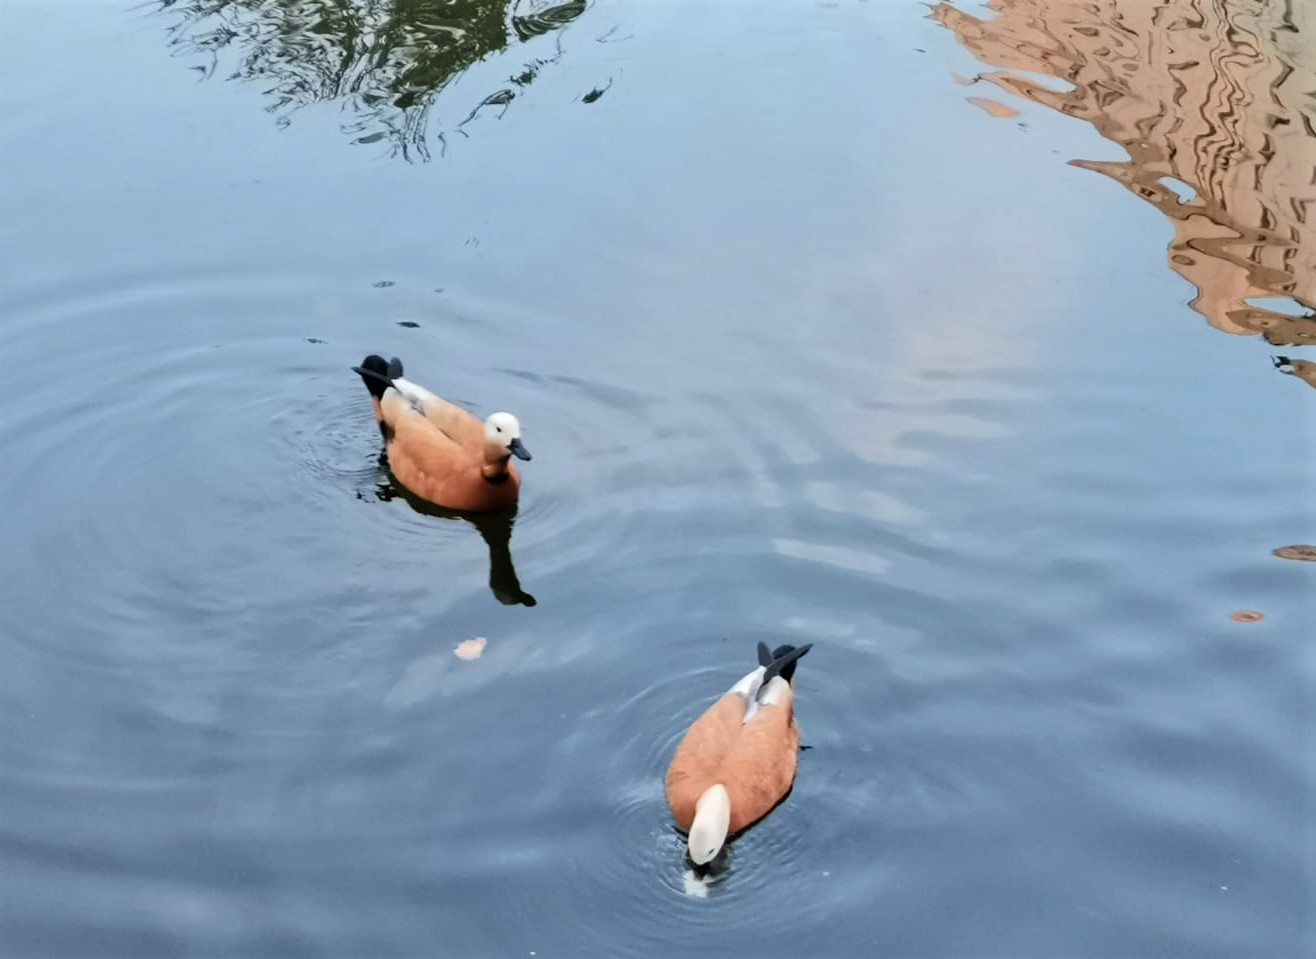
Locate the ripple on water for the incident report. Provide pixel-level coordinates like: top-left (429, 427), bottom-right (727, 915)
top-left (535, 664), bottom-right (820, 951)
top-left (447, 629), bottom-right (972, 958)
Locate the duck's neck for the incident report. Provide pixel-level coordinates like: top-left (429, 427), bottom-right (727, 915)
top-left (482, 455), bottom-right (512, 485)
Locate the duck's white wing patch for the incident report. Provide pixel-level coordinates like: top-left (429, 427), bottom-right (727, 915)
top-left (727, 666), bottom-right (767, 723)
top-left (729, 666), bottom-right (765, 701)
top-left (743, 676), bottom-right (790, 724)
top-left (392, 377), bottom-right (441, 415)
top-left (756, 676), bottom-right (791, 708)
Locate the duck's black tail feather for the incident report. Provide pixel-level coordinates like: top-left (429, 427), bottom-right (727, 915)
top-left (763, 643), bottom-right (812, 685)
top-left (352, 354), bottom-right (395, 399)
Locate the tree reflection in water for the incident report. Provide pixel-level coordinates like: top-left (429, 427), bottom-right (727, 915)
top-left (155, 0), bottom-right (589, 160)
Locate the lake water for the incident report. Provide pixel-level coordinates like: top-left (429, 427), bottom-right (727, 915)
top-left (1, 1), bottom-right (1313, 957)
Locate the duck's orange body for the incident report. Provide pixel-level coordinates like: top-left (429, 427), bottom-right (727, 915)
top-left (354, 355), bottom-right (531, 513)
top-left (665, 643), bottom-right (810, 857)
top-left (665, 686), bottom-right (801, 834)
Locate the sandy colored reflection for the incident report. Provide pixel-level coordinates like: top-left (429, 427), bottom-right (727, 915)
top-left (931, 0), bottom-right (1316, 346)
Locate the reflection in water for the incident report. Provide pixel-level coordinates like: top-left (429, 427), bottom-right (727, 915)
top-left (931, 0), bottom-right (1316, 347)
top-left (375, 478), bottom-right (537, 606)
top-left (1272, 354), bottom-right (1316, 390)
top-left (156, 0), bottom-right (589, 159)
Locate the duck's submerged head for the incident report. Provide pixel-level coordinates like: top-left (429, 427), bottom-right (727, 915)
top-left (485, 411), bottom-right (531, 461)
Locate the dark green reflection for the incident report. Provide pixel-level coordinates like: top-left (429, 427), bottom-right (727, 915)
top-left (156, 0), bottom-right (589, 159)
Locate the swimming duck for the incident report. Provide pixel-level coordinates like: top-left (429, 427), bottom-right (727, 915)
top-left (353, 354), bottom-right (531, 512)
top-left (665, 642), bottom-right (812, 865)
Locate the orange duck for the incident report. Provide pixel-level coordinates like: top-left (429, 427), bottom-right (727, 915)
top-left (353, 354), bottom-right (531, 512)
top-left (665, 642), bottom-right (812, 864)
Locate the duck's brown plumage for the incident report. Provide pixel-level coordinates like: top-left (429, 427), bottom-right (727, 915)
top-left (355, 355), bottom-right (527, 513)
top-left (665, 644), bottom-right (809, 836)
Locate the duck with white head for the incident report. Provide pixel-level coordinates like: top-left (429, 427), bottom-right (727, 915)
top-left (353, 354), bottom-right (531, 512)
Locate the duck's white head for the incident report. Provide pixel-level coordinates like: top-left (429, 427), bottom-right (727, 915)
top-left (484, 412), bottom-right (531, 461)
top-left (688, 784), bottom-right (731, 865)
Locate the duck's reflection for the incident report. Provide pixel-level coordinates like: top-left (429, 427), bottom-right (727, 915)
top-left (1272, 355), bottom-right (1316, 391)
top-left (375, 478), bottom-right (537, 607)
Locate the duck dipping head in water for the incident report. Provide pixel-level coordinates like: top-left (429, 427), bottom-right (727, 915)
top-left (665, 642), bottom-right (812, 866)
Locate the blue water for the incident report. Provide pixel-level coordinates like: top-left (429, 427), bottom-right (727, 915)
top-left (0, 1), bottom-right (1312, 957)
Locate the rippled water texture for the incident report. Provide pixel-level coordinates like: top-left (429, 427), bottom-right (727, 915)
top-left (1, 1), bottom-right (1313, 957)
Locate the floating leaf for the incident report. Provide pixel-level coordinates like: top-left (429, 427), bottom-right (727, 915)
top-left (967, 96), bottom-right (1020, 118)
top-left (454, 637), bottom-right (487, 660)
top-left (1229, 610), bottom-right (1264, 623)
top-left (952, 73), bottom-right (977, 86)
top-left (1273, 545), bottom-right (1316, 563)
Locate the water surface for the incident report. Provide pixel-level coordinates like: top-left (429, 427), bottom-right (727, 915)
top-left (1, 1), bottom-right (1312, 957)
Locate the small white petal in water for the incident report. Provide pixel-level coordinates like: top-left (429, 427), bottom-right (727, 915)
top-left (682, 867), bottom-right (711, 898)
top-left (454, 637), bottom-right (487, 661)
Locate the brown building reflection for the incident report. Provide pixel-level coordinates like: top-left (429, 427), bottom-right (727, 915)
top-left (930, 0), bottom-right (1315, 347)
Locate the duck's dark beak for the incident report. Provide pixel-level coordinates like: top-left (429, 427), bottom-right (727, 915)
top-left (509, 437), bottom-right (532, 461)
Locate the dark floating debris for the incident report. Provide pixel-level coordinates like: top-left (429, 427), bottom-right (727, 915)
top-left (582, 78), bottom-right (613, 103)
top-left (373, 280), bottom-right (396, 288)
top-left (306, 337), bottom-right (326, 344)
top-left (397, 321), bottom-right (421, 328)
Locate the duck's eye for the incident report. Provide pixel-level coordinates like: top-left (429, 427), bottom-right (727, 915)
top-left (495, 426), bottom-right (503, 433)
